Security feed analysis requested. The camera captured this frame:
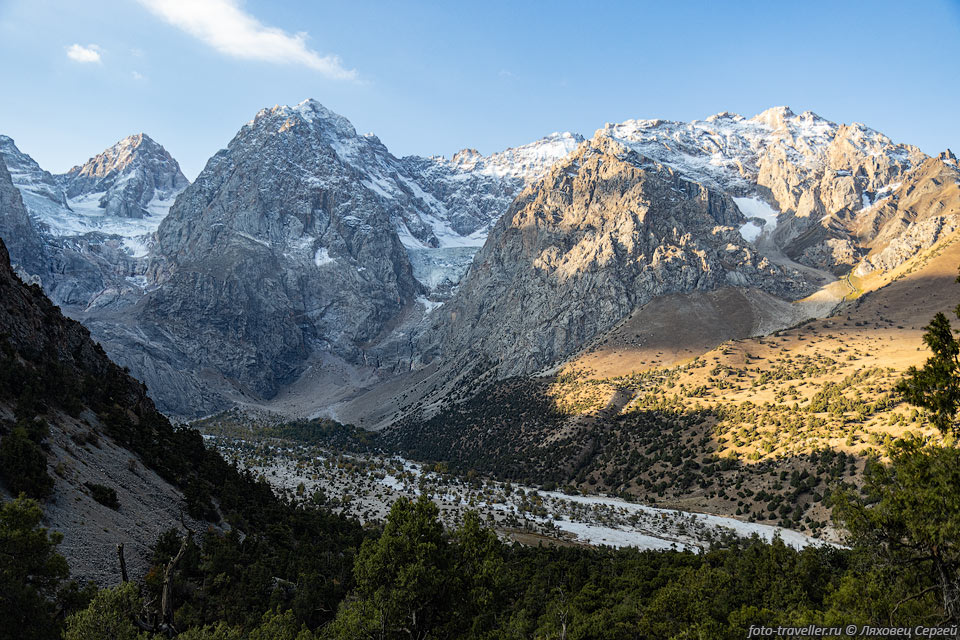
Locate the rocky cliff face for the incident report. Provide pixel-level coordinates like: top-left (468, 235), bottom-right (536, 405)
top-left (127, 101), bottom-right (425, 403)
top-left (854, 153), bottom-right (960, 275)
top-left (0, 155), bottom-right (46, 281)
top-left (72, 101), bottom-right (582, 416)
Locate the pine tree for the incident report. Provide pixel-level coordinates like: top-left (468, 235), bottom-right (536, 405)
top-left (896, 270), bottom-right (960, 436)
top-left (0, 495), bottom-right (70, 640)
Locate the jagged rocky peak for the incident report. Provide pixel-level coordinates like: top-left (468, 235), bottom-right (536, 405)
top-left (223, 98), bottom-right (581, 250)
top-left (419, 137), bottom-right (815, 378)
top-left (0, 135), bottom-right (68, 207)
top-left (123, 97), bottom-right (425, 413)
top-left (253, 99), bottom-right (359, 137)
top-left (590, 106), bottom-right (931, 272)
top-left (451, 148), bottom-right (482, 166)
top-left (153, 98), bottom-right (402, 263)
top-left (57, 133), bottom-right (189, 219)
top-left (751, 105), bottom-right (800, 129)
top-left (596, 106), bottom-right (923, 189)
top-left (239, 99), bottom-right (378, 167)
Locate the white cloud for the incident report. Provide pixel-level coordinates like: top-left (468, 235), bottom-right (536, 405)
top-left (137, 0), bottom-right (356, 80)
top-left (132, 71), bottom-right (145, 80)
top-left (66, 44), bottom-right (102, 64)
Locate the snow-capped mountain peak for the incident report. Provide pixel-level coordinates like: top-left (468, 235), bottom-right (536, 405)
top-left (0, 132), bottom-right (189, 268)
top-left (58, 132), bottom-right (188, 213)
top-left (246, 99), bottom-right (361, 148)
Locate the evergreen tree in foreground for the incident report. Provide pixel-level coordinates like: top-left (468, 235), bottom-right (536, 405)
top-left (895, 269), bottom-right (960, 438)
top-left (0, 495), bottom-right (71, 640)
top-left (832, 267), bottom-right (960, 625)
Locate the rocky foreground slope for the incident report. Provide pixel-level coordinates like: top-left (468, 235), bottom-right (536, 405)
top-left (0, 235), bottom-right (202, 584)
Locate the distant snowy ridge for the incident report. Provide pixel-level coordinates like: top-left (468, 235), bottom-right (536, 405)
top-left (599, 106), bottom-right (922, 193)
top-left (0, 135), bottom-right (69, 208)
top-left (594, 106), bottom-right (931, 272)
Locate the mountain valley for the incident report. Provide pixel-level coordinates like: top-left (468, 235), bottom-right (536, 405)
top-left (2, 98), bottom-right (960, 637)
top-left (2, 98), bottom-right (960, 558)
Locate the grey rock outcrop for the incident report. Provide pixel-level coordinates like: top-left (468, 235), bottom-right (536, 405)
top-left (854, 155), bottom-right (960, 275)
top-left (91, 102), bottom-right (426, 412)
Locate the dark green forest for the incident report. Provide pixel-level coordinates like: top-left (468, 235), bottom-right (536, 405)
top-left (5, 437), bottom-right (960, 639)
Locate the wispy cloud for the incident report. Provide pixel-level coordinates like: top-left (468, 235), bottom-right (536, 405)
top-left (66, 44), bottom-right (102, 64)
top-left (132, 71), bottom-right (145, 81)
top-left (137, 0), bottom-right (356, 80)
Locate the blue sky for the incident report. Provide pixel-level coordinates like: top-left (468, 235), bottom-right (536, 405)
top-left (1, 0), bottom-right (958, 180)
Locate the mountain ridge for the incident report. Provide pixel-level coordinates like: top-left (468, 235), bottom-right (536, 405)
top-left (3, 100), bottom-right (957, 422)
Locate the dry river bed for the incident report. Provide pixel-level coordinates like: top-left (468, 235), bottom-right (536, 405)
top-left (205, 435), bottom-right (833, 552)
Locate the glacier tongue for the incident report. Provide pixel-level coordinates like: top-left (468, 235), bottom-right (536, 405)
top-left (407, 246), bottom-right (480, 296)
top-left (733, 196), bottom-right (780, 243)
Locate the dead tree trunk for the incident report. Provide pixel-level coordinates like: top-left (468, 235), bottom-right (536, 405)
top-left (158, 533), bottom-right (190, 637)
top-left (116, 543), bottom-right (128, 584)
